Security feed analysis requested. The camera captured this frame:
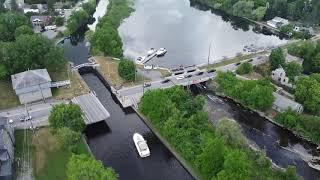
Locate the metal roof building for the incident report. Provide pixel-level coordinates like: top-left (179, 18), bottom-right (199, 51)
top-left (272, 92), bottom-right (303, 113)
top-left (72, 93), bottom-right (110, 125)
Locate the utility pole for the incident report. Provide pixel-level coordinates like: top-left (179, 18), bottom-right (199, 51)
top-left (207, 42), bottom-right (212, 69)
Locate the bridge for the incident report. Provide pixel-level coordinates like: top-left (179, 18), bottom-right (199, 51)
top-left (72, 62), bottom-right (99, 70)
top-left (51, 80), bottom-right (71, 88)
top-left (115, 70), bottom-right (215, 108)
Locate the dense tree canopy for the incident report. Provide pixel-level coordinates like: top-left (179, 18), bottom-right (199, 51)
top-left (0, 34), bottom-right (65, 80)
top-left (14, 25), bottom-right (34, 38)
top-left (67, 10), bottom-right (89, 34)
top-left (90, 0), bottom-right (133, 57)
top-left (49, 104), bottom-right (85, 133)
top-left (140, 86), bottom-right (297, 179)
top-left (295, 73), bottom-right (320, 115)
top-left (67, 154), bottom-right (118, 180)
top-left (236, 62), bottom-right (253, 75)
top-left (285, 62), bottom-right (302, 82)
top-left (118, 59), bottom-right (136, 81)
top-left (287, 41), bottom-right (320, 74)
top-left (269, 48), bottom-right (286, 70)
top-left (216, 72), bottom-right (274, 110)
top-left (276, 109), bottom-right (320, 143)
top-left (0, 12), bottom-right (30, 42)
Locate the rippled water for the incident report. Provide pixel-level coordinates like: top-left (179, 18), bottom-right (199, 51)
top-left (119, 0), bottom-right (287, 68)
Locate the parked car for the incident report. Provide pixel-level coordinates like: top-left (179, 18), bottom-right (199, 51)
top-left (235, 62), bottom-right (241, 66)
top-left (207, 69), bottom-right (216, 73)
top-left (19, 115), bottom-right (32, 122)
top-left (185, 74), bottom-right (192, 78)
top-left (161, 79), bottom-right (170, 84)
top-left (143, 83), bottom-right (151, 87)
top-left (176, 75), bottom-right (184, 80)
top-left (248, 59), bottom-right (253, 62)
top-left (196, 71), bottom-right (204, 75)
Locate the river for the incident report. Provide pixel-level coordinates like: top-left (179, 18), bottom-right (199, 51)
top-left (205, 94), bottom-right (320, 180)
top-left (118, 0), bottom-right (287, 68)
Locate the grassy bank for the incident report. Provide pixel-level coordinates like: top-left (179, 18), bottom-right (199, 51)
top-left (95, 56), bottom-right (150, 87)
top-left (90, 0), bottom-right (133, 57)
top-left (14, 128), bottom-right (90, 180)
top-left (0, 80), bottom-right (20, 110)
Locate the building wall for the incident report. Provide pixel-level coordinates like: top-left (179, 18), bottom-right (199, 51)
top-left (18, 88), bottom-right (52, 104)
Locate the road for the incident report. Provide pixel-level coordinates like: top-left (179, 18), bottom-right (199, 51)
top-left (0, 99), bottom-right (66, 129)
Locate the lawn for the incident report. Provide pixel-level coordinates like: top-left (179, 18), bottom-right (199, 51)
top-left (0, 80), bottom-right (20, 110)
top-left (14, 128), bottom-right (90, 180)
top-left (95, 56), bottom-right (152, 88)
top-left (49, 64), bottom-right (90, 100)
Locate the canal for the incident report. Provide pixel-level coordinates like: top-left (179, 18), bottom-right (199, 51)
top-left (118, 0), bottom-right (287, 68)
top-left (80, 71), bottom-right (193, 180)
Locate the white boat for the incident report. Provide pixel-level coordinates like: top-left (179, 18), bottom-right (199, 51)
top-left (156, 48), bottom-right (167, 56)
top-left (136, 56), bottom-right (146, 62)
top-left (147, 48), bottom-right (156, 56)
top-left (133, 133), bottom-right (150, 158)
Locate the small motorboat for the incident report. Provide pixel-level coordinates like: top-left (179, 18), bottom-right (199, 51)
top-left (133, 133), bottom-right (150, 158)
top-left (136, 56), bottom-right (146, 62)
top-left (156, 48), bottom-right (167, 56)
top-left (147, 48), bottom-right (156, 56)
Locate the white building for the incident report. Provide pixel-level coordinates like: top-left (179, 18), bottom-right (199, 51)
top-left (272, 92), bottom-right (303, 113)
top-left (267, 17), bottom-right (289, 28)
top-left (271, 67), bottom-right (294, 88)
top-left (11, 69), bottom-right (52, 104)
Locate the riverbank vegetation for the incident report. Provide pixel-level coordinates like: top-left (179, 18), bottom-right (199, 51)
top-left (140, 86), bottom-right (297, 180)
top-left (215, 72), bottom-right (274, 110)
top-left (192, 0), bottom-right (320, 25)
top-left (66, 0), bottom-right (96, 35)
top-left (118, 59), bottom-right (136, 81)
top-left (276, 110), bottom-right (320, 144)
top-left (295, 73), bottom-right (320, 115)
top-left (287, 40), bottom-right (320, 74)
top-left (90, 0), bottom-right (133, 57)
top-left (236, 62), bottom-right (253, 75)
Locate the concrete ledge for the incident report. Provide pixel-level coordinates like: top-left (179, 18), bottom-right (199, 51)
top-left (134, 109), bottom-right (200, 180)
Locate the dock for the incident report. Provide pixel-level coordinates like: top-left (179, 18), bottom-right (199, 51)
top-left (72, 93), bottom-right (110, 125)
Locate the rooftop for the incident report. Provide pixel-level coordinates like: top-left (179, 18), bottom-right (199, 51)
top-left (71, 93), bottom-right (110, 125)
top-left (11, 69), bottom-right (51, 90)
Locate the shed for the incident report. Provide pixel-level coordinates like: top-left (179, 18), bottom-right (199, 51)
top-left (272, 92), bottom-right (303, 113)
top-left (72, 93), bottom-right (110, 125)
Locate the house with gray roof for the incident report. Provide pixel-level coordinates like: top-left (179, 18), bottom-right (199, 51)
top-left (11, 69), bottom-right (52, 104)
top-left (272, 92), bottom-right (303, 113)
top-left (0, 116), bottom-right (14, 180)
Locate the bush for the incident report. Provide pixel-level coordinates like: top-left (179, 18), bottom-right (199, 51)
top-left (56, 127), bottom-right (81, 151)
top-left (55, 16), bottom-right (64, 26)
top-left (49, 104), bottom-right (85, 133)
top-left (236, 62), bottom-right (253, 75)
top-left (118, 59), bottom-right (136, 81)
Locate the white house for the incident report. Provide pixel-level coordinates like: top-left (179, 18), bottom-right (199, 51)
top-left (267, 17), bottom-right (289, 28)
top-left (271, 67), bottom-right (294, 88)
top-left (11, 69), bottom-right (52, 104)
top-left (272, 92), bottom-right (303, 113)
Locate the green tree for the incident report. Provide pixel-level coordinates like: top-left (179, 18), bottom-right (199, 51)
top-left (118, 59), bottom-right (136, 81)
top-left (55, 16), bottom-right (65, 26)
top-left (56, 127), bottom-right (81, 151)
top-left (232, 1), bottom-right (254, 18)
top-left (217, 150), bottom-right (252, 180)
top-left (0, 12), bottom-right (29, 41)
top-left (270, 48), bottom-right (285, 70)
top-left (0, 64), bottom-right (8, 80)
top-left (91, 26), bottom-right (123, 57)
top-left (196, 137), bottom-right (225, 179)
top-left (82, 0), bottom-right (96, 15)
top-left (254, 6), bottom-right (267, 20)
top-left (67, 154), bottom-right (118, 180)
top-left (285, 62), bottom-right (302, 82)
top-left (236, 62), bottom-right (253, 75)
top-left (67, 10), bottom-right (89, 34)
top-left (216, 118), bottom-right (247, 148)
top-left (14, 25), bottom-right (34, 38)
top-left (49, 104), bottom-right (85, 132)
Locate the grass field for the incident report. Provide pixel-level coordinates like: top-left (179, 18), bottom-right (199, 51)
top-left (14, 128), bottom-right (89, 180)
top-left (0, 80), bottom-right (20, 110)
top-left (95, 56), bottom-right (152, 88)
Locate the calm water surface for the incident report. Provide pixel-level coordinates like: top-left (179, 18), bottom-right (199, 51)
top-left (119, 0), bottom-right (287, 68)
